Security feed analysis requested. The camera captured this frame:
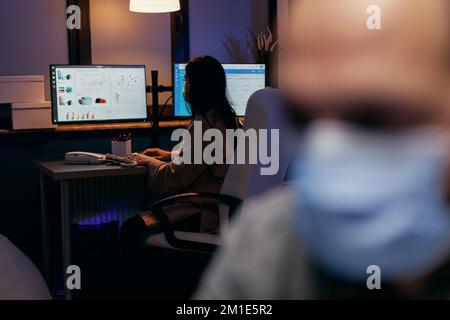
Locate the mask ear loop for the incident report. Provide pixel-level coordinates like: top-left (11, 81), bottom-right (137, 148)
top-left (442, 137), bottom-right (450, 203)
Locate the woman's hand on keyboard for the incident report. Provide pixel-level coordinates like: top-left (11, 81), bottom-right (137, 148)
top-left (129, 153), bottom-right (166, 167)
top-left (140, 148), bottom-right (172, 161)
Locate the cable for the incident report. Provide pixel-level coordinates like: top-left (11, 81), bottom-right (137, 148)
top-left (159, 95), bottom-right (174, 119)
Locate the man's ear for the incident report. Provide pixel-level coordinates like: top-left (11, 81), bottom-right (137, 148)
top-left (445, 81), bottom-right (450, 123)
top-left (443, 80), bottom-right (450, 202)
top-left (439, 79), bottom-right (450, 125)
top-left (444, 166), bottom-right (450, 203)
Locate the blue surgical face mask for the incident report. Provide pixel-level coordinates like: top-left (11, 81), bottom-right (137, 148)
top-left (294, 121), bottom-right (450, 282)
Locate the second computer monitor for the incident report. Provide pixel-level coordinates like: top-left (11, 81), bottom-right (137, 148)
top-left (174, 64), bottom-right (266, 117)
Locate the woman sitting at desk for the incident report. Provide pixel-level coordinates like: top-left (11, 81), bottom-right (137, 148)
top-left (124, 56), bottom-right (239, 234)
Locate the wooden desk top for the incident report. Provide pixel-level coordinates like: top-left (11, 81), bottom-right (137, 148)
top-left (36, 161), bottom-right (148, 181)
top-left (0, 120), bottom-right (191, 135)
top-left (0, 118), bottom-right (248, 135)
top-left (55, 120), bottom-right (191, 132)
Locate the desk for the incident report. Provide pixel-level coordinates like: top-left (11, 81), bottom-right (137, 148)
top-left (36, 161), bottom-right (148, 299)
top-left (0, 120), bottom-right (191, 135)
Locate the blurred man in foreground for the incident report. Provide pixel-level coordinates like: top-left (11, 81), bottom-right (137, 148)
top-left (196, 0), bottom-right (450, 299)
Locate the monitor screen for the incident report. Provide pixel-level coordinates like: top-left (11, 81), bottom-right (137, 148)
top-left (174, 64), bottom-right (266, 117)
top-left (50, 65), bottom-right (148, 124)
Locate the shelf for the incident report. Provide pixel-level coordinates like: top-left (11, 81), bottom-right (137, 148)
top-left (0, 120), bottom-right (191, 135)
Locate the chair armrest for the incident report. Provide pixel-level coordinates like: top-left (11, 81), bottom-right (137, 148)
top-left (144, 193), bottom-right (242, 253)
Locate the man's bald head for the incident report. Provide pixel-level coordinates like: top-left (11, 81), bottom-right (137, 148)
top-left (287, 0), bottom-right (448, 59)
top-left (281, 0), bottom-right (450, 125)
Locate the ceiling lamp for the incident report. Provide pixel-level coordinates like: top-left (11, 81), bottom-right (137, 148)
top-left (130, 0), bottom-right (181, 13)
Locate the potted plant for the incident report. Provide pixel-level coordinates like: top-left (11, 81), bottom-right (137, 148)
top-left (223, 27), bottom-right (279, 87)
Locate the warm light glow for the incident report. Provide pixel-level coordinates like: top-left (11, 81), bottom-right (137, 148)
top-left (130, 0), bottom-right (180, 13)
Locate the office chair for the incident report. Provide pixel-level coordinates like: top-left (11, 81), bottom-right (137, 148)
top-left (120, 89), bottom-right (295, 298)
top-left (141, 88), bottom-right (296, 254)
top-left (0, 234), bottom-right (51, 300)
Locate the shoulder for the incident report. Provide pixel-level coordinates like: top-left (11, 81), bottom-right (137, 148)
top-left (0, 234), bottom-right (13, 251)
top-left (197, 187), bottom-right (314, 299)
top-left (233, 186), bottom-right (298, 235)
top-left (191, 113), bottom-right (226, 131)
top-left (225, 186), bottom-right (301, 262)
top-left (0, 234), bottom-right (51, 299)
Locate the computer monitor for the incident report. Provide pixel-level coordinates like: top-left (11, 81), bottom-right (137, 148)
top-left (174, 64), bottom-right (266, 117)
top-left (50, 65), bottom-right (148, 124)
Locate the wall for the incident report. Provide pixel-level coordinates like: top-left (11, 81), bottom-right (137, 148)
top-left (89, 0), bottom-right (269, 94)
top-left (189, 0), bottom-right (269, 63)
top-left (0, 0), bottom-right (69, 100)
top-left (90, 0), bottom-right (172, 99)
top-left (0, 0), bottom-right (270, 99)
top-left (277, 0), bottom-right (289, 86)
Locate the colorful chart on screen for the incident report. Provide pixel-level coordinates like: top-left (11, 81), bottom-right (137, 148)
top-left (50, 65), bottom-right (148, 124)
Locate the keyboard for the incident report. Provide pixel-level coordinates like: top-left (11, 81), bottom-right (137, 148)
top-left (105, 154), bottom-right (138, 168)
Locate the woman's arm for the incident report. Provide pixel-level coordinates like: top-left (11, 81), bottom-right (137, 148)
top-left (141, 148), bottom-right (177, 162)
top-left (130, 155), bottom-right (207, 195)
top-left (130, 118), bottom-right (211, 195)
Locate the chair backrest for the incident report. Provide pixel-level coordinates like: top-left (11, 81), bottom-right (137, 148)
top-left (216, 89), bottom-right (296, 232)
top-left (220, 88), bottom-right (296, 201)
top-left (0, 235), bottom-right (51, 300)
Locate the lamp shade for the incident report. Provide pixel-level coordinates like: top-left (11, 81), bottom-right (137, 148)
top-left (130, 0), bottom-right (180, 13)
